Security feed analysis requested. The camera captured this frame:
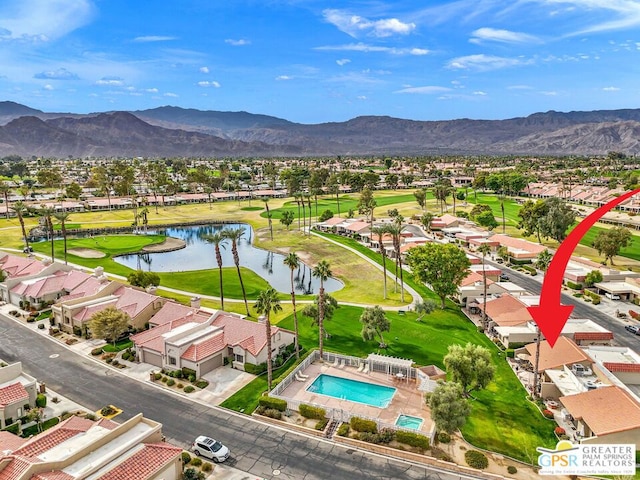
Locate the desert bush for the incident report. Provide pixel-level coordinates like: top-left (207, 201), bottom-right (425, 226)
top-left (465, 450), bottom-right (488, 469)
top-left (396, 430), bottom-right (429, 450)
top-left (184, 385), bottom-right (195, 393)
top-left (349, 417), bottom-right (377, 433)
top-left (337, 423), bottom-right (350, 436)
top-left (507, 466), bottom-right (517, 475)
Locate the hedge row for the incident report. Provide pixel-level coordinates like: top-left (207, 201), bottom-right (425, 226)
top-left (396, 430), bottom-right (430, 450)
top-left (583, 289), bottom-right (601, 304)
top-left (350, 416), bottom-right (377, 433)
top-left (299, 404), bottom-right (326, 420)
top-left (258, 396), bottom-right (287, 412)
top-left (566, 281), bottom-right (583, 290)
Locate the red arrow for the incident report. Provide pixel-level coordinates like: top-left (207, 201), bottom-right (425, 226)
top-left (528, 188), bottom-right (640, 347)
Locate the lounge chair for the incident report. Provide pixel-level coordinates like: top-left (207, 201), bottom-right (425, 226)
top-left (294, 373), bottom-right (305, 382)
top-left (338, 359), bottom-right (345, 369)
top-left (363, 364), bottom-right (370, 374)
top-left (357, 363), bottom-right (365, 373)
top-left (298, 372), bottom-right (309, 380)
top-left (330, 358), bottom-right (339, 368)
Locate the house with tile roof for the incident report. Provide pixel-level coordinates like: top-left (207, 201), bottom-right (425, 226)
top-left (486, 234), bottom-right (546, 261)
top-left (518, 336), bottom-right (593, 373)
top-left (0, 414), bottom-right (182, 480)
top-left (475, 294), bottom-right (534, 331)
top-left (132, 309), bottom-right (295, 377)
top-left (7, 270), bottom-right (100, 310)
top-left (559, 386), bottom-right (640, 444)
top-left (494, 319), bottom-right (613, 349)
top-left (0, 363), bottom-right (37, 430)
top-left (582, 345), bottom-right (640, 386)
top-left (52, 283), bottom-right (165, 335)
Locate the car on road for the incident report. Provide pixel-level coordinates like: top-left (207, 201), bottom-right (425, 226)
top-left (624, 325), bottom-right (640, 336)
top-left (192, 435), bottom-right (230, 463)
top-left (499, 273), bottom-right (510, 281)
top-left (605, 292), bottom-right (621, 300)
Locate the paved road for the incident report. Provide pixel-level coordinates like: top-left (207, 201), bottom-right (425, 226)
top-left (0, 315), bottom-right (482, 480)
top-left (494, 262), bottom-right (640, 351)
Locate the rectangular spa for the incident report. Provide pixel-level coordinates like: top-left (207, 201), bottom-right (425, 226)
top-left (395, 414), bottom-right (424, 430)
top-left (306, 374), bottom-right (396, 408)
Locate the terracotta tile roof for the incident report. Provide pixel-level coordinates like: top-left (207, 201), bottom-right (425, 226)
top-left (131, 317), bottom-right (193, 351)
top-left (0, 432), bottom-right (27, 453)
top-left (0, 455), bottom-right (32, 480)
top-left (73, 299), bottom-right (118, 323)
top-left (560, 386), bottom-right (640, 436)
top-left (212, 313), bottom-right (286, 356)
top-left (603, 362), bottom-right (640, 373)
top-left (94, 443), bottom-right (182, 480)
top-left (112, 286), bottom-right (159, 318)
top-left (573, 332), bottom-right (614, 341)
top-left (13, 416), bottom-right (95, 459)
top-left (488, 234), bottom-right (547, 255)
top-left (31, 472), bottom-right (74, 480)
top-left (10, 271), bottom-right (68, 298)
top-left (0, 383), bottom-right (28, 407)
top-left (181, 333), bottom-right (226, 362)
top-left (460, 271), bottom-right (494, 287)
top-left (321, 217), bottom-right (345, 226)
top-left (0, 254), bottom-right (47, 279)
top-left (149, 302), bottom-right (210, 327)
top-left (344, 221), bottom-right (370, 232)
top-left (524, 336), bottom-right (592, 371)
top-left (478, 294), bottom-right (531, 327)
top-left (59, 276), bottom-right (108, 302)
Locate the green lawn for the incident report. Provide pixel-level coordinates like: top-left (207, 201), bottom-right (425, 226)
top-left (21, 417), bottom-right (60, 437)
top-left (157, 268), bottom-right (273, 300)
top-left (102, 339), bottom-right (133, 352)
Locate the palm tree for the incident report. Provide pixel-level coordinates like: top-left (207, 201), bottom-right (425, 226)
top-left (370, 225), bottom-right (390, 299)
top-left (222, 227), bottom-right (250, 316)
top-left (477, 243), bottom-right (491, 328)
top-left (53, 211), bottom-right (71, 265)
top-left (11, 201), bottom-right (30, 252)
top-left (283, 252), bottom-right (301, 358)
top-left (262, 198), bottom-right (273, 240)
top-left (386, 222), bottom-right (405, 302)
top-left (138, 206), bottom-right (150, 233)
top-left (312, 260), bottom-right (332, 357)
top-left (203, 232), bottom-right (227, 310)
top-left (254, 287), bottom-right (282, 390)
top-left (37, 205), bottom-right (55, 261)
top-left (0, 183), bottom-right (11, 220)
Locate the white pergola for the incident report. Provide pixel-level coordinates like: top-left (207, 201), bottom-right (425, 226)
top-left (366, 353), bottom-right (413, 382)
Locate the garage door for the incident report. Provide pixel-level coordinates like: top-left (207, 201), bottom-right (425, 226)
top-left (199, 354), bottom-right (223, 375)
top-left (144, 350), bottom-right (162, 368)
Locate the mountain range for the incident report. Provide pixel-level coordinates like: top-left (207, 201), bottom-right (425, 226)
top-left (1, 101), bottom-right (640, 157)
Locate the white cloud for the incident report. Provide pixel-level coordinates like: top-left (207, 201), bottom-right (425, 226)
top-left (336, 58), bottom-right (351, 66)
top-left (323, 9), bottom-right (416, 38)
top-left (541, 90), bottom-right (558, 96)
top-left (95, 76), bottom-right (124, 86)
top-left (603, 86), bottom-right (620, 91)
top-left (0, 0), bottom-right (95, 41)
top-left (473, 91), bottom-right (487, 95)
top-left (164, 92), bottom-right (178, 97)
top-left (43, 84), bottom-right (53, 90)
top-left (276, 75), bottom-right (293, 81)
top-left (446, 54), bottom-right (529, 71)
top-left (507, 84), bottom-right (533, 90)
top-left (199, 66), bottom-right (210, 73)
top-left (357, 95), bottom-right (367, 100)
top-left (197, 80), bottom-right (220, 87)
top-left (546, 0), bottom-right (640, 35)
top-left (316, 43), bottom-right (429, 55)
top-left (394, 86), bottom-right (451, 94)
top-left (145, 88), bottom-right (158, 93)
top-left (133, 35), bottom-right (176, 42)
top-left (34, 68), bottom-right (78, 80)
top-left (225, 38), bottom-right (250, 46)
top-left (470, 27), bottom-right (540, 44)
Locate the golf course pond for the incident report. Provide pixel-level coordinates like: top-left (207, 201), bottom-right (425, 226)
top-left (113, 223), bottom-right (343, 295)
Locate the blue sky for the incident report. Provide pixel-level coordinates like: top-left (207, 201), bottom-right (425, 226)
top-left (1, 0), bottom-right (640, 123)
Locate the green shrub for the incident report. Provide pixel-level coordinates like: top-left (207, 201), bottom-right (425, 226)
top-left (105, 357), bottom-right (113, 364)
top-left (507, 466), bottom-right (517, 475)
top-left (396, 430), bottom-right (429, 450)
top-left (166, 379), bottom-right (175, 387)
top-left (465, 450), bottom-right (489, 469)
top-left (37, 323), bottom-right (45, 329)
top-left (182, 367), bottom-right (197, 378)
top-left (181, 451), bottom-right (192, 464)
top-left (100, 405), bottom-right (116, 416)
top-left (566, 281), bottom-right (582, 290)
top-left (244, 362), bottom-right (267, 375)
top-left (194, 379), bottom-right (209, 389)
top-left (154, 373), bottom-right (162, 380)
top-left (337, 423), bottom-right (350, 436)
top-left (201, 462), bottom-right (212, 473)
top-left (350, 417), bottom-right (377, 433)
top-left (505, 349), bottom-right (515, 358)
top-left (315, 418), bottom-right (329, 431)
top-left (161, 376), bottom-right (168, 383)
top-left (299, 404), bottom-right (326, 420)
top-left (176, 383), bottom-right (184, 389)
top-left (184, 385), bottom-right (195, 393)
top-left (91, 347), bottom-right (104, 356)
top-left (190, 457), bottom-right (202, 467)
top-left (258, 396), bottom-right (287, 412)
top-left (111, 359), bottom-right (119, 367)
top-left (259, 408), bottom-right (282, 419)
top-left (188, 374), bottom-right (196, 383)
top-left (437, 432), bottom-right (451, 444)
top-left (36, 393), bottom-right (47, 408)
top-left (1, 421), bottom-right (20, 435)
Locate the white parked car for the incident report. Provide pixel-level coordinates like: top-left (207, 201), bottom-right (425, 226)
top-left (605, 292), bottom-right (621, 300)
top-left (192, 435), bottom-right (230, 463)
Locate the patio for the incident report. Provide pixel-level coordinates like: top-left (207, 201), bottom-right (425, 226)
top-left (277, 359), bottom-right (433, 435)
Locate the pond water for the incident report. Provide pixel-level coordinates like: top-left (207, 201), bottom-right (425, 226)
top-left (113, 224), bottom-right (342, 295)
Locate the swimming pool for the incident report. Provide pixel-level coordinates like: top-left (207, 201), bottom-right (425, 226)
top-left (395, 414), bottom-right (423, 430)
top-left (306, 374), bottom-right (396, 408)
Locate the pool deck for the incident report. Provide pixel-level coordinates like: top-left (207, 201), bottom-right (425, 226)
top-left (279, 361), bottom-right (433, 435)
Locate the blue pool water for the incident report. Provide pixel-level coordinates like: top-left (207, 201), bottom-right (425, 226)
top-left (306, 374), bottom-right (396, 408)
top-left (395, 414), bottom-right (423, 430)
